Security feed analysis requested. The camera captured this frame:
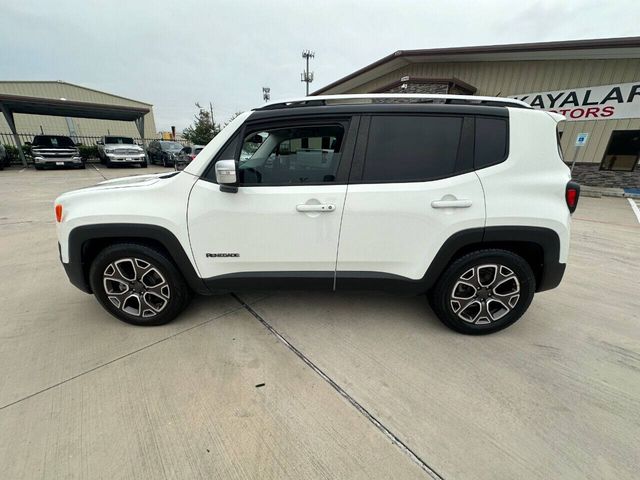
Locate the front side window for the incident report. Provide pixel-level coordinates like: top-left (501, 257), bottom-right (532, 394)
top-left (238, 125), bottom-right (344, 185)
top-left (362, 115), bottom-right (463, 183)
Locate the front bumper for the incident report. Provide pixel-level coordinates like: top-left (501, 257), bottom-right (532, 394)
top-left (106, 154), bottom-right (146, 163)
top-left (59, 243), bottom-right (91, 293)
top-left (36, 158), bottom-right (83, 167)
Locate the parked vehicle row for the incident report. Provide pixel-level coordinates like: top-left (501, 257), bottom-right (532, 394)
top-left (8, 134), bottom-right (202, 171)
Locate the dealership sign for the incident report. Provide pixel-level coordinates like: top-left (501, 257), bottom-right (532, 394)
top-left (509, 82), bottom-right (640, 121)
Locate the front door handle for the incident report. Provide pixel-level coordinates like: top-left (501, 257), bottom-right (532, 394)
top-left (296, 204), bottom-right (336, 212)
top-left (431, 199), bottom-right (472, 208)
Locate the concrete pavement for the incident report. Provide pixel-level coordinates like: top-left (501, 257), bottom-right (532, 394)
top-left (1, 165), bottom-right (639, 479)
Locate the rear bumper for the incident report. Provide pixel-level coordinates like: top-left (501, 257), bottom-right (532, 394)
top-left (537, 261), bottom-right (566, 292)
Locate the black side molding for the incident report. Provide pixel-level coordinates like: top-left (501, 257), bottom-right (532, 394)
top-left (65, 223), bottom-right (209, 295)
top-left (205, 271), bottom-right (334, 293)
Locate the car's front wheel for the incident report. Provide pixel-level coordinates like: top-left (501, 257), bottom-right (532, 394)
top-left (429, 249), bottom-right (535, 335)
top-left (89, 243), bottom-right (191, 326)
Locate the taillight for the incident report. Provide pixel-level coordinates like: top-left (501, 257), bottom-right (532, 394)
top-left (565, 181), bottom-right (580, 214)
top-left (55, 204), bottom-right (63, 222)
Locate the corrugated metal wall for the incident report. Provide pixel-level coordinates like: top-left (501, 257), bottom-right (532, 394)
top-left (0, 81), bottom-right (157, 139)
top-left (348, 59), bottom-right (640, 164)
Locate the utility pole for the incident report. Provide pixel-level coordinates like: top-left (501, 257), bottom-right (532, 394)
top-left (301, 50), bottom-right (315, 96)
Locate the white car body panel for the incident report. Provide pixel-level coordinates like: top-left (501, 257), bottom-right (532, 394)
top-left (336, 172), bottom-right (486, 279)
top-left (56, 172), bottom-right (198, 266)
top-left (476, 108), bottom-right (571, 262)
top-left (188, 180), bottom-right (346, 277)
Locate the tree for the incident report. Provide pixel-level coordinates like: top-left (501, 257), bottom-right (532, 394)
top-left (182, 103), bottom-right (220, 145)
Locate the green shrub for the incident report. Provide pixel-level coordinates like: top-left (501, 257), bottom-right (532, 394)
top-left (78, 145), bottom-right (99, 160)
top-left (2, 144), bottom-right (31, 164)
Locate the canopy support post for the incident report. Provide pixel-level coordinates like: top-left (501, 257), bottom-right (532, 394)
top-left (0, 103), bottom-right (28, 167)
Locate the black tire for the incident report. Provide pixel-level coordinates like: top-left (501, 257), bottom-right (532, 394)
top-left (162, 155), bottom-right (168, 168)
top-left (140, 162), bottom-right (147, 168)
top-left (34, 164), bottom-right (44, 170)
top-left (429, 249), bottom-right (535, 335)
top-left (89, 243), bottom-right (191, 326)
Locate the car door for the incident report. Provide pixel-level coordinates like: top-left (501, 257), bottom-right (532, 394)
top-left (188, 115), bottom-right (358, 289)
top-left (147, 141), bottom-right (157, 161)
top-left (336, 113), bottom-right (486, 286)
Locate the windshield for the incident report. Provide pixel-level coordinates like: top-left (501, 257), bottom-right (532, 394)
top-left (32, 136), bottom-right (75, 148)
top-left (105, 136), bottom-right (135, 145)
top-left (160, 141), bottom-right (183, 151)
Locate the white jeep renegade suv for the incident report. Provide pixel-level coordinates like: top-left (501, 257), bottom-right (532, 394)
top-left (55, 94), bottom-right (579, 334)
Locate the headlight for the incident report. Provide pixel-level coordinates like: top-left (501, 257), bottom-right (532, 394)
top-left (72, 156), bottom-right (82, 161)
top-left (34, 156), bottom-right (45, 162)
top-left (105, 148), bottom-right (115, 153)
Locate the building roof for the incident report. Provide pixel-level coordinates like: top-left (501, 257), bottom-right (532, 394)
top-left (0, 80), bottom-right (153, 106)
top-left (0, 93), bottom-right (149, 121)
top-left (313, 36), bottom-right (640, 95)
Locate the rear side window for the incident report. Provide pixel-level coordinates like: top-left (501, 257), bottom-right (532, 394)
top-left (362, 115), bottom-right (463, 183)
top-left (474, 117), bottom-right (508, 169)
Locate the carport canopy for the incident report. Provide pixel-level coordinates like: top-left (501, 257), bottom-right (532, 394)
top-left (0, 93), bottom-right (150, 167)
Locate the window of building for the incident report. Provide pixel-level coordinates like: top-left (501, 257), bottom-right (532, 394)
top-left (474, 117), bottom-right (509, 168)
top-left (237, 125), bottom-right (344, 185)
top-left (362, 115), bottom-right (463, 183)
top-left (600, 130), bottom-right (640, 172)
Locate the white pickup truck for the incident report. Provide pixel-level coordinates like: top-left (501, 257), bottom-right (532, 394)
top-left (97, 136), bottom-right (147, 168)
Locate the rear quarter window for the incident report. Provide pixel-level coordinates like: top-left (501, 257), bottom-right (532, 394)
top-left (474, 117), bottom-right (508, 169)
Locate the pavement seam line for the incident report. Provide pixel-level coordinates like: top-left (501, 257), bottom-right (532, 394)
top-left (0, 301), bottom-right (246, 411)
top-left (231, 293), bottom-right (445, 480)
top-left (90, 164), bottom-right (108, 180)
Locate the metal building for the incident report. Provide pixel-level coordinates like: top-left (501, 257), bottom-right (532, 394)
top-left (313, 37), bottom-right (640, 189)
top-left (0, 81), bottom-right (157, 141)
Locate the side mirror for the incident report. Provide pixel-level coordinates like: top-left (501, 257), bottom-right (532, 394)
top-left (96, 140), bottom-right (104, 145)
top-left (76, 142), bottom-right (83, 146)
top-left (24, 142), bottom-right (32, 146)
top-left (215, 159), bottom-right (238, 193)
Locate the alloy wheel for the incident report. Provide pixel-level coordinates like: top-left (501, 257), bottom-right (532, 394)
top-left (102, 257), bottom-right (171, 318)
top-left (449, 264), bottom-right (520, 324)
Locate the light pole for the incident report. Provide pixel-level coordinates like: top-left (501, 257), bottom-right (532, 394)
top-left (301, 50), bottom-right (315, 96)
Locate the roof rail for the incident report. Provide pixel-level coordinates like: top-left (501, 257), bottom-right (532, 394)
top-left (255, 93), bottom-right (531, 110)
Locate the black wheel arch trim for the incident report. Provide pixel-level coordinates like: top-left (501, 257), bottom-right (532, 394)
top-left (64, 223), bottom-right (209, 295)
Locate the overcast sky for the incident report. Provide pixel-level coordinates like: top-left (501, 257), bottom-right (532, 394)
top-left (2, 0), bottom-right (639, 132)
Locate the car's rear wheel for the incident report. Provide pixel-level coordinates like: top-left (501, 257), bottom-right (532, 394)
top-left (429, 249), bottom-right (535, 335)
top-left (89, 243), bottom-right (191, 326)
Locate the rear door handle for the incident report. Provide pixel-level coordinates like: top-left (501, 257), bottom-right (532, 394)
top-left (431, 199), bottom-right (472, 208)
top-left (296, 204), bottom-right (336, 212)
